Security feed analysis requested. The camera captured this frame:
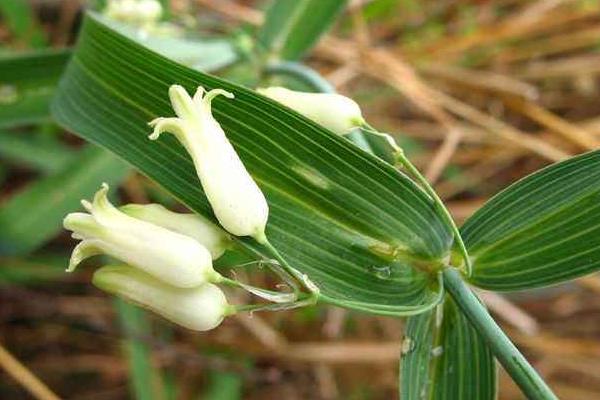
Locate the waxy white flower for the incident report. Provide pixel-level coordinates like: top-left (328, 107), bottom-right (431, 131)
top-left (105, 0), bottom-right (162, 28)
top-left (63, 184), bottom-right (217, 288)
top-left (120, 203), bottom-right (231, 259)
top-left (257, 87), bottom-right (365, 135)
top-left (149, 85), bottom-right (269, 242)
top-left (93, 265), bottom-right (231, 331)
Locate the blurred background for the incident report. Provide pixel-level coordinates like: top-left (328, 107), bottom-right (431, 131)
top-left (2, 0), bottom-right (600, 399)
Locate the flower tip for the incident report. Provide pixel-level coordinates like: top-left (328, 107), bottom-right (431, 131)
top-left (81, 199), bottom-right (93, 212)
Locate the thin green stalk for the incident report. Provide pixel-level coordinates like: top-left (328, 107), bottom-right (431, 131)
top-left (261, 239), bottom-right (320, 301)
top-left (263, 61), bottom-right (335, 93)
top-left (362, 122), bottom-right (472, 276)
top-left (442, 268), bottom-right (558, 400)
top-left (115, 299), bottom-right (156, 400)
top-left (395, 149), bottom-right (472, 276)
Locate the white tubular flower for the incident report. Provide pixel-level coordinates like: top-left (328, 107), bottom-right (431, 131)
top-left (63, 184), bottom-right (217, 288)
top-left (257, 87), bottom-right (365, 135)
top-left (148, 85), bottom-right (269, 242)
top-left (93, 265), bottom-right (231, 331)
top-left (120, 203), bottom-right (231, 259)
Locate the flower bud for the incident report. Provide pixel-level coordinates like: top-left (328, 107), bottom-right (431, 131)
top-left (256, 87), bottom-right (365, 135)
top-left (104, 0), bottom-right (162, 27)
top-left (149, 85), bottom-right (269, 242)
top-left (120, 203), bottom-right (231, 259)
top-left (93, 265), bottom-right (231, 331)
top-left (63, 183), bottom-right (217, 288)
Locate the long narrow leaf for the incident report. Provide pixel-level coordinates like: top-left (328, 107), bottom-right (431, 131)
top-left (50, 13), bottom-right (453, 315)
top-left (462, 150), bottom-right (600, 291)
top-left (0, 49), bottom-right (70, 128)
top-left (400, 295), bottom-right (497, 399)
top-left (0, 146), bottom-right (129, 256)
top-left (0, 131), bottom-right (73, 173)
top-left (258, 0), bottom-right (348, 60)
top-left (116, 299), bottom-right (159, 400)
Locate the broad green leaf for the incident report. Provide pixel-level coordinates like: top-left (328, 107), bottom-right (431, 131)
top-left (0, 49), bottom-right (70, 128)
top-left (50, 13), bottom-right (453, 315)
top-left (0, 146), bottom-right (129, 256)
top-left (400, 295), bottom-right (497, 400)
top-left (102, 19), bottom-right (237, 72)
top-left (0, 130), bottom-right (73, 173)
top-left (462, 150), bottom-right (600, 291)
top-left (258, 0), bottom-right (348, 60)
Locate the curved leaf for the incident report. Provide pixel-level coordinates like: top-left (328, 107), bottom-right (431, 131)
top-left (0, 49), bottom-right (70, 128)
top-left (0, 146), bottom-right (129, 256)
top-left (400, 295), bottom-right (497, 399)
top-left (462, 150), bottom-right (600, 290)
top-left (258, 0), bottom-right (348, 60)
top-left (50, 13), bottom-right (453, 315)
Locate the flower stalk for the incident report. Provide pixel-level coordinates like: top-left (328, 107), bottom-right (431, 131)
top-left (443, 267), bottom-right (558, 400)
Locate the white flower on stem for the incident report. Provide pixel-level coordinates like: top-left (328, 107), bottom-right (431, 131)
top-left (120, 203), bottom-right (231, 259)
top-left (256, 87), bottom-right (365, 135)
top-left (148, 85), bottom-right (269, 242)
top-left (93, 265), bottom-right (232, 331)
top-left (63, 183), bottom-right (217, 288)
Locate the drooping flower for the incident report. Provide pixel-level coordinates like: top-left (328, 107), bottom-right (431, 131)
top-left (256, 86), bottom-right (365, 135)
top-left (93, 265), bottom-right (232, 331)
top-left (148, 85), bottom-right (269, 242)
top-left (63, 183), bottom-right (217, 288)
top-left (120, 203), bottom-right (231, 259)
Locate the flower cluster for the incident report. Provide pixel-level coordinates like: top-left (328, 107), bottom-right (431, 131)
top-left (64, 184), bottom-right (233, 331)
top-left (64, 84), bottom-right (362, 332)
top-left (64, 84), bottom-right (270, 331)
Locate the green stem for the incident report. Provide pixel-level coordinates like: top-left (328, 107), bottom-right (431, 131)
top-left (261, 239), bottom-right (320, 301)
top-left (263, 61), bottom-right (335, 93)
top-left (395, 149), bottom-right (472, 276)
top-left (443, 268), bottom-right (558, 400)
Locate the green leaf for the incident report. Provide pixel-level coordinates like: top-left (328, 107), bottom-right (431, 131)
top-left (462, 150), bottom-right (600, 291)
top-left (0, 146), bottom-right (129, 256)
top-left (0, 254), bottom-right (68, 285)
top-left (0, 0), bottom-right (46, 47)
top-left (0, 49), bottom-right (70, 128)
top-left (102, 19), bottom-right (237, 72)
top-left (258, 0), bottom-right (348, 60)
top-left (347, 127), bottom-right (401, 165)
top-left (202, 371), bottom-right (242, 400)
top-left (400, 295), bottom-right (497, 400)
top-left (50, 13), bottom-right (453, 315)
top-left (116, 299), bottom-right (159, 400)
top-left (0, 130), bottom-right (73, 173)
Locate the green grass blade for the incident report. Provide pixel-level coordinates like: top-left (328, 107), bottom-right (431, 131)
top-left (0, 49), bottom-right (70, 128)
top-left (400, 294), bottom-right (497, 400)
top-left (462, 150), bottom-right (600, 291)
top-left (50, 12), bottom-right (452, 315)
top-left (0, 254), bottom-right (68, 286)
top-left (0, 146), bottom-right (129, 256)
top-left (0, 0), bottom-right (46, 47)
top-left (0, 131), bottom-right (73, 173)
top-left (115, 299), bottom-right (158, 400)
top-left (202, 371), bottom-right (242, 400)
top-left (258, 0), bottom-right (348, 60)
